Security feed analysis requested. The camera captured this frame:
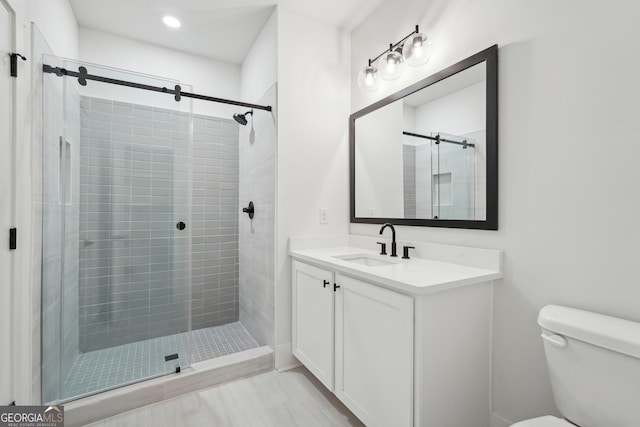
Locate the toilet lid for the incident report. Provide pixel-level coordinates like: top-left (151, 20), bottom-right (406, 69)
top-left (511, 416), bottom-right (573, 427)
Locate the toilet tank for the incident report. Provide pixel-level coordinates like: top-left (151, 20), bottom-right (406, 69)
top-left (538, 305), bottom-right (640, 427)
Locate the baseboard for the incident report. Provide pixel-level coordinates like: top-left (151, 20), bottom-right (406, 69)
top-left (491, 411), bottom-right (513, 427)
top-left (64, 346), bottom-right (273, 427)
top-left (276, 342), bottom-right (301, 371)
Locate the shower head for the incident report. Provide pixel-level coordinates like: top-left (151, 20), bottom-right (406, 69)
top-left (233, 110), bottom-right (253, 126)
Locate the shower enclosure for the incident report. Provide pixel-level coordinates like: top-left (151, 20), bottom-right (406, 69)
top-left (430, 132), bottom-right (477, 220)
top-left (40, 56), bottom-right (275, 404)
top-left (402, 131), bottom-right (477, 220)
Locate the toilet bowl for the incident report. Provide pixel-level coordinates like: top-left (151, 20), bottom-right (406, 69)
top-left (511, 415), bottom-right (572, 427)
top-left (511, 305), bottom-right (640, 427)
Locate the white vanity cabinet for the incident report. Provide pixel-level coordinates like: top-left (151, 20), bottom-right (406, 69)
top-left (291, 251), bottom-right (496, 427)
top-left (292, 261), bottom-right (414, 427)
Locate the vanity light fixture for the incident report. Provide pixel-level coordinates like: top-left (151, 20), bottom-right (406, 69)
top-left (357, 60), bottom-right (380, 92)
top-left (379, 45), bottom-right (405, 81)
top-left (357, 25), bottom-right (432, 91)
top-left (162, 15), bottom-right (182, 28)
top-left (403, 30), bottom-right (433, 66)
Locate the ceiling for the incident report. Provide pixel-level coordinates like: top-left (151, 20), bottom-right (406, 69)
top-left (70, 0), bottom-right (385, 64)
top-left (278, 0), bottom-right (386, 33)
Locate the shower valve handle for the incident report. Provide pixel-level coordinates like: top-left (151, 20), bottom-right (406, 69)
top-left (243, 201), bottom-right (255, 219)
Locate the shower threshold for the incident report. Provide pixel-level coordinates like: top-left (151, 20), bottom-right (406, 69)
top-left (61, 322), bottom-right (258, 401)
top-left (63, 345), bottom-right (273, 426)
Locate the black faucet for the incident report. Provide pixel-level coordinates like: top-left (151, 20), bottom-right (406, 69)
top-left (379, 223), bottom-right (397, 257)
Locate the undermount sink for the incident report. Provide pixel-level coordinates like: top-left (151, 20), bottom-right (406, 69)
top-left (333, 254), bottom-right (396, 267)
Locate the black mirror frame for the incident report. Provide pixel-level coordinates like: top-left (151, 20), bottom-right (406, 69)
top-left (349, 44), bottom-right (498, 230)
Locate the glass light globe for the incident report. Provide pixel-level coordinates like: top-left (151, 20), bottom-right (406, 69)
top-left (357, 64), bottom-right (380, 92)
top-left (379, 49), bottom-right (405, 80)
top-left (402, 32), bottom-right (433, 66)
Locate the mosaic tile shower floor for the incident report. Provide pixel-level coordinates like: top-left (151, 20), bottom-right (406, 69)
top-left (62, 322), bottom-right (259, 399)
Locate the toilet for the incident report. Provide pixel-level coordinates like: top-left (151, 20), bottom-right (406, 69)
top-left (512, 305), bottom-right (640, 427)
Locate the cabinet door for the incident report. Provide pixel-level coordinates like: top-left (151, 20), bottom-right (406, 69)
top-left (292, 261), bottom-right (334, 390)
top-left (335, 274), bottom-right (414, 427)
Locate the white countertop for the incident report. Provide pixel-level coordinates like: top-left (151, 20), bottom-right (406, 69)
top-left (290, 243), bottom-right (503, 296)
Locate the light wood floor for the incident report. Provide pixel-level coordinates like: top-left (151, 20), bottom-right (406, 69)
top-left (86, 367), bottom-right (364, 427)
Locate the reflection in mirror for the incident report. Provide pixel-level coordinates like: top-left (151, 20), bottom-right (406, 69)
top-left (402, 61), bottom-right (485, 221)
top-left (351, 45), bottom-right (497, 229)
top-left (356, 62), bottom-right (485, 221)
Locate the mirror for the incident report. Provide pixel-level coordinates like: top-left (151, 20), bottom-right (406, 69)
top-left (350, 45), bottom-right (497, 230)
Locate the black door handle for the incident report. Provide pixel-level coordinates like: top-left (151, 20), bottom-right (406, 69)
top-left (176, 221), bottom-right (186, 231)
top-left (323, 280), bottom-right (329, 288)
top-left (242, 201), bottom-right (255, 219)
top-left (334, 283), bottom-right (340, 292)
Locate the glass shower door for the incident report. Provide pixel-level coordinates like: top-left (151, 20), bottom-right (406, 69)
top-left (431, 132), bottom-right (476, 220)
top-left (42, 56), bottom-right (193, 403)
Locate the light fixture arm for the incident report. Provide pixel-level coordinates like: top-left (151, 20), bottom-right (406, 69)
top-left (367, 25), bottom-right (420, 65)
top-left (357, 24), bottom-right (431, 91)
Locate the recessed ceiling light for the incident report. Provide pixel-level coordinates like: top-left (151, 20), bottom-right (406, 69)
top-left (162, 15), bottom-right (181, 28)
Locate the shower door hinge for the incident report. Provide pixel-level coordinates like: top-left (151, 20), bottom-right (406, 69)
top-left (9, 53), bottom-right (27, 78)
top-left (9, 228), bottom-right (17, 250)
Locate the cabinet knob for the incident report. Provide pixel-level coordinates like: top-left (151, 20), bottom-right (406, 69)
top-left (334, 283), bottom-right (340, 292)
top-left (323, 280), bottom-right (329, 288)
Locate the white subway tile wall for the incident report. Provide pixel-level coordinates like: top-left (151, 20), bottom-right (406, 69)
top-left (401, 143), bottom-right (435, 220)
top-left (402, 145), bottom-right (416, 219)
top-left (78, 97), bottom-right (240, 352)
top-left (415, 144), bottom-right (432, 219)
top-left (190, 114), bottom-right (241, 332)
top-left (238, 86), bottom-right (276, 349)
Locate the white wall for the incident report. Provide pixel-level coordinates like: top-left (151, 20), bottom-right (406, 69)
top-left (415, 81), bottom-right (485, 137)
top-left (355, 101), bottom-right (404, 218)
top-left (27, 0), bottom-right (78, 59)
top-left (351, 0), bottom-right (640, 425)
top-left (402, 104), bottom-right (415, 133)
top-left (78, 27), bottom-right (241, 118)
top-left (241, 10), bottom-right (277, 103)
top-left (275, 6), bottom-right (350, 369)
